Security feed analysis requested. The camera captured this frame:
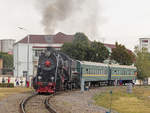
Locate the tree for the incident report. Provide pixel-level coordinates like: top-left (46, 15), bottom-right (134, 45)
top-left (61, 32), bottom-right (90, 60)
top-left (61, 32), bottom-right (109, 62)
top-left (134, 46), bottom-right (150, 80)
top-left (88, 41), bottom-right (109, 62)
top-left (111, 42), bottom-right (135, 65)
top-left (0, 52), bottom-right (13, 74)
top-left (0, 52), bottom-right (13, 69)
top-left (73, 32), bottom-right (90, 45)
top-left (61, 42), bottom-right (74, 58)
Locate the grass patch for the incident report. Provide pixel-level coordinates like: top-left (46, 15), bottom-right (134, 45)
top-left (93, 86), bottom-right (150, 113)
top-left (0, 87), bottom-right (33, 100)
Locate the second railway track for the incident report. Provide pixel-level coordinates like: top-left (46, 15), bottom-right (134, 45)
top-left (20, 93), bottom-right (57, 113)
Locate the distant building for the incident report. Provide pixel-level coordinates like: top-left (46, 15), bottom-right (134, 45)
top-left (13, 32), bottom-right (74, 77)
top-left (104, 43), bottom-right (133, 54)
top-left (139, 38), bottom-right (150, 52)
top-left (104, 43), bottom-right (116, 53)
top-left (0, 39), bottom-right (15, 54)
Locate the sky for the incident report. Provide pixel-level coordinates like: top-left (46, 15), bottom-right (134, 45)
top-left (0, 0), bottom-right (150, 51)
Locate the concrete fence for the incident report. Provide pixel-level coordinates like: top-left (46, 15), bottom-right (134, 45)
top-left (0, 76), bottom-right (33, 87)
top-left (0, 76), bottom-right (150, 87)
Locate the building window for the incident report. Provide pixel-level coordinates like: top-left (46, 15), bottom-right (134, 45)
top-left (55, 48), bottom-right (61, 50)
top-left (34, 50), bottom-right (44, 57)
top-left (142, 40), bottom-right (148, 43)
top-left (142, 44), bottom-right (148, 47)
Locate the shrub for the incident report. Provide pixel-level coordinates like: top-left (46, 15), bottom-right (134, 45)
top-left (0, 83), bottom-right (14, 87)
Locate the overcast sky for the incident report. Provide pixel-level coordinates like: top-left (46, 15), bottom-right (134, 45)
top-left (0, 0), bottom-right (150, 51)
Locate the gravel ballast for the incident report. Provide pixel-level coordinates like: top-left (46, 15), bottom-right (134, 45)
top-left (51, 88), bottom-right (110, 113)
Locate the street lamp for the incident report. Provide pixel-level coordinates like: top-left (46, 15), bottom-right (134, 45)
top-left (18, 27), bottom-right (30, 87)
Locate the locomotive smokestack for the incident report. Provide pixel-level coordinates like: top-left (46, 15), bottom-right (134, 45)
top-left (35, 0), bottom-right (103, 39)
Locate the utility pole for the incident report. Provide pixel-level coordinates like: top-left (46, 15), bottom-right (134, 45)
top-left (109, 90), bottom-right (113, 113)
top-left (27, 34), bottom-right (30, 87)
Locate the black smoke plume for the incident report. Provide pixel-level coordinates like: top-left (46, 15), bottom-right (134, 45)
top-left (36, 0), bottom-right (103, 39)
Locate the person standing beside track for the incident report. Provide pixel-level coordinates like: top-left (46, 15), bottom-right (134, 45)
top-left (114, 79), bottom-right (117, 86)
top-left (8, 77), bottom-right (10, 84)
top-left (119, 79), bottom-right (123, 86)
top-left (15, 78), bottom-right (19, 86)
top-left (2, 77), bottom-right (5, 83)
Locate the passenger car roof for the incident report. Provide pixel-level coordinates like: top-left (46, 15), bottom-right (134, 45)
top-left (80, 61), bottom-right (108, 67)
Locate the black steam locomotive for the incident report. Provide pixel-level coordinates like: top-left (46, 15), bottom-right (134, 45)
top-left (33, 47), bottom-right (80, 93)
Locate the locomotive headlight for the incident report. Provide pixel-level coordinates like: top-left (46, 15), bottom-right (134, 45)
top-left (51, 77), bottom-right (54, 81)
top-left (38, 76), bottom-right (42, 80)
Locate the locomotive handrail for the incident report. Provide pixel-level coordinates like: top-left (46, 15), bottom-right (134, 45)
top-left (54, 53), bottom-right (59, 83)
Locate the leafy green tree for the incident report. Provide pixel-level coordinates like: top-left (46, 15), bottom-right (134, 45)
top-left (0, 52), bottom-right (13, 69)
top-left (73, 32), bottom-right (90, 45)
top-left (61, 42), bottom-right (74, 58)
top-left (61, 32), bottom-right (90, 60)
top-left (134, 46), bottom-right (150, 80)
top-left (111, 42), bottom-right (135, 65)
top-left (61, 32), bottom-right (109, 62)
top-left (88, 41), bottom-right (109, 62)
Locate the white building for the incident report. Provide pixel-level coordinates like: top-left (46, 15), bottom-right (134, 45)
top-left (13, 32), bottom-right (74, 77)
top-left (139, 38), bottom-right (150, 52)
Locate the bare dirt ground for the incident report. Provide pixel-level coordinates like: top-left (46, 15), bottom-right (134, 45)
top-left (0, 92), bottom-right (31, 113)
top-left (51, 88), bottom-right (109, 113)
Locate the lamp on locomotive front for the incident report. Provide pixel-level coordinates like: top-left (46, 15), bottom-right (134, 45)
top-left (45, 60), bottom-right (51, 67)
top-left (51, 76), bottom-right (54, 82)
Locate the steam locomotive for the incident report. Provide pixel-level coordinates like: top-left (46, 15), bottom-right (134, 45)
top-left (32, 47), bottom-right (80, 93)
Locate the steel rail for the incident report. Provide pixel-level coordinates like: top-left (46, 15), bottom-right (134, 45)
top-left (20, 93), bottom-right (58, 113)
top-left (45, 95), bottom-right (57, 113)
top-left (19, 93), bottom-right (37, 113)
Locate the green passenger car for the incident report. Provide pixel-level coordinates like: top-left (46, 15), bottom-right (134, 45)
top-left (71, 60), bottom-right (137, 89)
top-left (79, 61), bottom-right (109, 81)
top-left (73, 61), bottom-right (137, 86)
top-left (109, 64), bottom-right (137, 83)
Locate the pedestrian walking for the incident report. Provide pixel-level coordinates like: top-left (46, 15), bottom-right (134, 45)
top-left (15, 78), bottom-right (19, 86)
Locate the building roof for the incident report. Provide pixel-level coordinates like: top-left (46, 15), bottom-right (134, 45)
top-left (104, 43), bottom-right (133, 54)
top-left (17, 32), bottom-right (74, 44)
top-left (104, 43), bottom-right (116, 49)
top-left (139, 38), bottom-right (150, 39)
top-left (16, 32), bottom-right (133, 53)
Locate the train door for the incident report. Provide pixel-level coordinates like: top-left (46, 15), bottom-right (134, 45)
top-left (108, 66), bottom-right (111, 80)
top-left (108, 66), bottom-right (112, 85)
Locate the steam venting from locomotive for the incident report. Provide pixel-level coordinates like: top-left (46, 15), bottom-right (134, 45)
top-left (35, 0), bottom-right (103, 38)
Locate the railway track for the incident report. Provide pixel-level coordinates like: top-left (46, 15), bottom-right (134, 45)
top-left (20, 93), bottom-right (57, 113)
